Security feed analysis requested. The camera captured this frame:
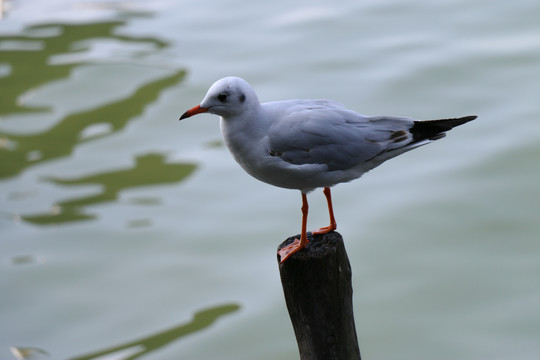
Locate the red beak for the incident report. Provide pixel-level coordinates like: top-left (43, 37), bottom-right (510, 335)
top-left (179, 105), bottom-right (209, 120)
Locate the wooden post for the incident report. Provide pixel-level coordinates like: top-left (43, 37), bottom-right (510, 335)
top-left (278, 231), bottom-right (361, 360)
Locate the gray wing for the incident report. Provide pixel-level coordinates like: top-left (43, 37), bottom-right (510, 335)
top-left (266, 102), bottom-right (415, 171)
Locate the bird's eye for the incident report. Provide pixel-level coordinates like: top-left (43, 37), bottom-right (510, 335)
top-left (218, 93), bottom-right (228, 103)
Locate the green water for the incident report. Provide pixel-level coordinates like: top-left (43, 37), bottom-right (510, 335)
top-left (1, 1), bottom-right (540, 359)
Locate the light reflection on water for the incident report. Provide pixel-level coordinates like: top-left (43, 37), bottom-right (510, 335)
top-left (0, 18), bottom-right (185, 179)
top-left (1, 1), bottom-right (540, 360)
top-left (22, 153), bottom-right (196, 225)
top-left (68, 304), bottom-right (240, 360)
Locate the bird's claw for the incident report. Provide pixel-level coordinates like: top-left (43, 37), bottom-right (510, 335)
top-left (311, 224), bottom-right (337, 235)
top-left (278, 238), bottom-right (309, 263)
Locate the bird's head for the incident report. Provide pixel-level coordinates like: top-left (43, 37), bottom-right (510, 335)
top-left (179, 76), bottom-right (260, 120)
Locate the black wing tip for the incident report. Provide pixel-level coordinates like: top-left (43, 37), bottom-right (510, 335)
top-left (421, 115), bottom-right (477, 127)
top-left (452, 115), bottom-right (477, 125)
top-left (411, 115), bottom-right (477, 142)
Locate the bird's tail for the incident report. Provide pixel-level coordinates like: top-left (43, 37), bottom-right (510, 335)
top-left (410, 115), bottom-right (477, 143)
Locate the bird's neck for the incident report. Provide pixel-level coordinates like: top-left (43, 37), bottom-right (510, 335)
top-left (220, 106), bottom-right (268, 166)
top-left (220, 104), bottom-right (267, 140)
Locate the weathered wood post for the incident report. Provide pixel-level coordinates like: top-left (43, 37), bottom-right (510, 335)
top-left (278, 231), bottom-right (361, 360)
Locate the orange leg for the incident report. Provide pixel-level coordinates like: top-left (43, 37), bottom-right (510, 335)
top-left (312, 187), bottom-right (337, 235)
top-left (278, 192), bottom-right (309, 263)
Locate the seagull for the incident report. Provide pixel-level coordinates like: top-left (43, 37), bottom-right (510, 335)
top-left (179, 77), bottom-right (476, 262)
